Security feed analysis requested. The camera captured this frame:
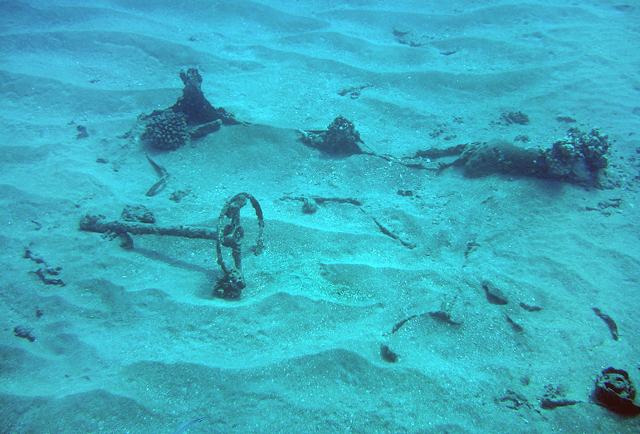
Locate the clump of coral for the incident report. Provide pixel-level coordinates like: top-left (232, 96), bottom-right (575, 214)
top-left (323, 116), bottom-right (363, 155)
top-left (142, 110), bottom-right (190, 150)
top-left (300, 116), bottom-right (364, 156)
top-left (543, 127), bottom-right (611, 184)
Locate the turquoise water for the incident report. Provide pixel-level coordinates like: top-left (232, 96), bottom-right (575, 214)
top-left (1, 1), bottom-right (639, 433)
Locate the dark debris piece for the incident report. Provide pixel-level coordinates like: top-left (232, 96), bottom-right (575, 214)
top-left (482, 281), bottom-right (508, 305)
top-left (397, 190), bottom-right (413, 197)
top-left (392, 27), bottom-right (430, 47)
top-left (593, 307), bottom-right (619, 341)
top-left (23, 248), bottom-right (44, 264)
top-left (594, 367), bottom-right (640, 416)
top-left (14, 326), bottom-right (35, 342)
top-left (585, 198), bottom-right (622, 213)
top-left (505, 315), bottom-right (524, 333)
top-left (428, 310), bottom-right (462, 326)
top-left (34, 267), bottom-right (65, 286)
top-left (76, 125), bottom-right (89, 139)
top-left (380, 344), bottom-right (399, 363)
top-left (119, 232), bottom-right (134, 250)
top-left (337, 84), bottom-right (372, 99)
top-left (144, 152), bottom-right (170, 197)
top-left (391, 315), bottom-right (417, 334)
top-left (502, 111), bottom-right (530, 125)
top-left (372, 217), bottom-right (416, 249)
top-left (24, 248), bottom-right (65, 285)
top-left (556, 116), bottom-right (577, 124)
top-left (495, 390), bottom-right (531, 410)
top-left (464, 241), bottom-right (480, 258)
top-left (519, 302), bottom-right (542, 312)
top-left (301, 197), bottom-right (318, 214)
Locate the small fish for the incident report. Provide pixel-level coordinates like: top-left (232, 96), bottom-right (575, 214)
top-left (173, 416), bottom-right (204, 434)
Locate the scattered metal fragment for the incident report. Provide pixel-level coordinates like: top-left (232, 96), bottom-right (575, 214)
top-left (428, 310), bottom-right (462, 326)
top-left (145, 152), bottom-right (170, 197)
top-left (34, 267), bottom-right (65, 286)
top-left (23, 248), bottom-right (44, 264)
top-left (540, 398), bottom-right (581, 409)
top-left (519, 302), bottom-right (542, 312)
top-left (372, 217), bottom-right (416, 249)
top-left (76, 125), bottom-right (89, 139)
top-left (118, 232), bottom-right (134, 250)
top-left (464, 241), bottom-right (480, 258)
top-left (397, 190), bottom-right (413, 197)
top-left (24, 248), bottom-right (65, 285)
top-left (482, 281), bottom-right (508, 305)
top-left (337, 84), bottom-right (373, 99)
top-left (505, 315), bottom-right (524, 333)
top-left (380, 344), bottom-right (399, 363)
top-left (391, 315), bottom-right (418, 334)
top-left (501, 111), bottom-right (530, 125)
top-left (585, 198), bottom-right (621, 214)
top-left (556, 116), bottom-right (577, 123)
top-left (14, 326), bottom-right (35, 342)
top-left (302, 197), bottom-right (318, 214)
top-left (495, 390), bottom-right (531, 410)
top-left (392, 27), bottom-right (430, 47)
top-left (593, 307), bottom-right (619, 341)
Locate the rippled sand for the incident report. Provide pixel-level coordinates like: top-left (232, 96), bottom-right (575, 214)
top-left (1, 1), bottom-right (639, 433)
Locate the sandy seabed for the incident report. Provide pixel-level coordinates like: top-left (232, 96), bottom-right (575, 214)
top-left (1, 1), bottom-right (640, 433)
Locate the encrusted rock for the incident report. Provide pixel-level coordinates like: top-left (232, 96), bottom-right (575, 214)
top-left (594, 367), bottom-right (640, 415)
top-left (300, 116), bottom-right (364, 156)
top-left (544, 128), bottom-right (611, 184)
